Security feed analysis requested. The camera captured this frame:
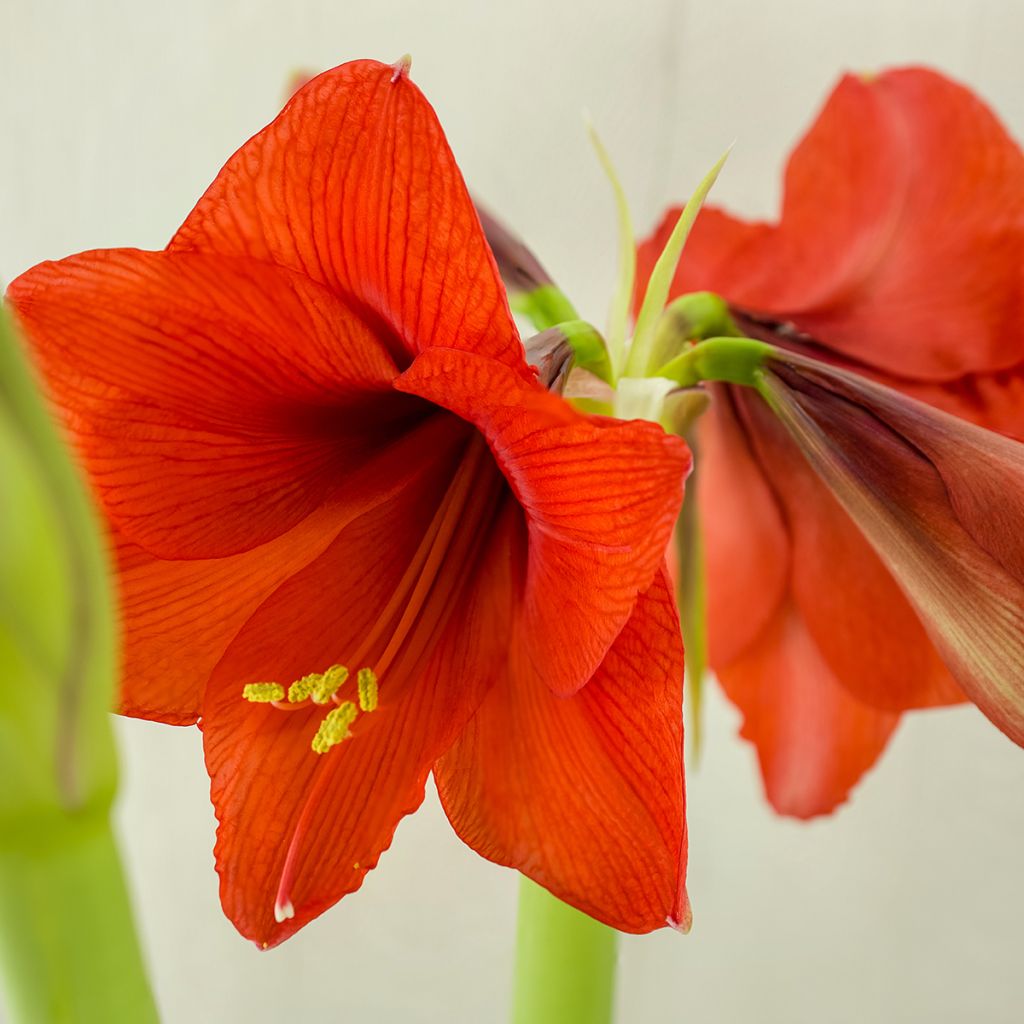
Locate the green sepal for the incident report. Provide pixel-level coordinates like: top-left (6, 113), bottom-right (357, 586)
top-left (511, 285), bottom-right (580, 333)
top-left (585, 117), bottom-right (635, 378)
top-left (553, 319), bottom-right (615, 386)
top-left (650, 291), bottom-right (740, 369)
top-left (627, 149), bottom-right (731, 377)
top-left (656, 336), bottom-right (775, 389)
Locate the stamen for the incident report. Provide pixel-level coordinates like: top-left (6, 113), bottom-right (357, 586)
top-left (311, 664), bottom-right (349, 705)
top-left (311, 701), bottom-right (359, 755)
top-left (287, 674), bottom-right (318, 703)
top-left (357, 668), bottom-right (379, 712)
top-left (242, 682), bottom-right (285, 703)
top-left (274, 897), bottom-right (295, 924)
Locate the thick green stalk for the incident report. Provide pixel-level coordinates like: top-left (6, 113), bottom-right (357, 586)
top-left (512, 878), bottom-right (617, 1024)
top-left (0, 305), bottom-right (157, 1023)
top-left (674, 461), bottom-right (707, 762)
top-left (0, 817), bottom-right (158, 1024)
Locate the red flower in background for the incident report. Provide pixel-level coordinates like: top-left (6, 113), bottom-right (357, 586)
top-left (638, 67), bottom-right (1024, 816)
top-left (10, 58), bottom-right (691, 945)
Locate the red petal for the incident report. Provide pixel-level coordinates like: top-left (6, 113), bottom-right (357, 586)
top-left (719, 599), bottom-right (901, 818)
top-left (901, 362), bottom-right (1024, 440)
top-left (636, 206), bottom-right (770, 312)
top-left (114, 510), bottom-right (337, 726)
top-left (735, 385), bottom-right (963, 711)
top-left (397, 347), bottom-right (690, 695)
top-left (650, 68), bottom-right (1024, 381)
top-left (10, 248), bottom-right (422, 559)
top-left (699, 384), bottom-right (788, 669)
top-left (111, 423), bottom-right (451, 724)
top-left (435, 569), bottom-right (688, 932)
top-left (171, 59), bottom-right (524, 370)
top-left (202, 450), bottom-right (515, 946)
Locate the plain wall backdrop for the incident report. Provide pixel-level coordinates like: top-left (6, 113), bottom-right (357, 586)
top-left (2, 1), bottom-right (1024, 1021)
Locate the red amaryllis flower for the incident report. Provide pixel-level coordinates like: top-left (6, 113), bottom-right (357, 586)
top-left (10, 58), bottom-right (691, 945)
top-left (637, 66), bottom-right (1024, 816)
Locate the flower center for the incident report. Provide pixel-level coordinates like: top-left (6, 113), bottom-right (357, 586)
top-left (239, 432), bottom-right (494, 759)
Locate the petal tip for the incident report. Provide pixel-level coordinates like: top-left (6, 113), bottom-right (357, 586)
top-left (390, 54), bottom-right (413, 83)
top-left (666, 908), bottom-right (692, 935)
top-left (667, 887), bottom-right (693, 934)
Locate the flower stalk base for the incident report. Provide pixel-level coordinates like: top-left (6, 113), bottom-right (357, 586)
top-left (512, 877), bottom-right (617, 1024)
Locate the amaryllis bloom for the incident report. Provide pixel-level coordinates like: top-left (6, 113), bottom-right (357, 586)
top-left (9, 58), bottom-right (692, 946)
top-left (637, 66), bottom-right (1024, 816)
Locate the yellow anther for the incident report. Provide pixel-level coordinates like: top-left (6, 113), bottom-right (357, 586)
top-left (311, 664), bottom-right (349, 705)
top-left (287, 673), bottom-right (318, 703)
top-left (357, 668), bottom-right (379, 712)
top-left (242, 682), bottom-right (285, 703)
top-left (311, 701), bottom-right (359, 755)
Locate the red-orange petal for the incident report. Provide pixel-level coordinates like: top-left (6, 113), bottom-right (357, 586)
top-left (900, 360), bottom-right (1024, 440)
top-left (9, 248), bottom-right (423, 560)
top-left (734, 384), bottom-right (963, 711)
top-left (718, 599), bottom-right (901, 818)
top-left (171, 59), bottom-right (524, 371)
top-left (646, 68), bottom-right (1024, 381)
top-left (201, 447), bottom-right (514, 946)
top-left (112, 417), bottom-right (457, 725)
top-left (698, 383), bottom-right (789, 670)
top-left (114, 511), bottom-right (338, 726)
top-left (435, 569), bottom-right (688, 932)
top-left (397, 347), bottom-right (690, 696)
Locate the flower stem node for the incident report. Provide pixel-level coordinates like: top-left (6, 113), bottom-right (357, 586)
top-left (242, 683), bottom-right (286, 703)
top-left (311, 701), bottom-right (360, 755)
top-left (357, 668), bottom-right (379, 712)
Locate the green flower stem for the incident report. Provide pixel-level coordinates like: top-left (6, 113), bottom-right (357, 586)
top-left (0, 815), bottom-right (158, 1024)
top-left (0, 305), bottom-right (157, 1024)
top-left (675, 460), bottom-right (707, 762)
top-left (512, 878), bottom-right (616, 1024)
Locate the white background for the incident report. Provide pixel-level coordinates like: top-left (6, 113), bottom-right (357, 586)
top-left (3, 1), bottom-right (1024, 1021)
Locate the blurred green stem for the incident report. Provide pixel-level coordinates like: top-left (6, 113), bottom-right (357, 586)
top-left (512, 878), bottom-right (617, 1024)
top-left (675, 456), bottom-right (707, 760)
top-left (0, 815), bottom-right (158, 1023)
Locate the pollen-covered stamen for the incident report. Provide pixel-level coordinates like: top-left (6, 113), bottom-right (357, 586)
top-left (357, 668), bottom-right (379, 712)
top-left (311, 664), bottom-right (349, 705)
top-left (287, 674), bottom-right (318, 703)
top-left (242, 682), bottom-right (286, 703)
top-left (311, 701), bottom-right (359, 754)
